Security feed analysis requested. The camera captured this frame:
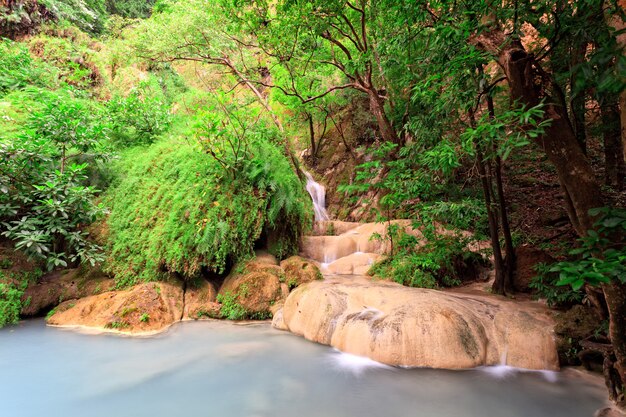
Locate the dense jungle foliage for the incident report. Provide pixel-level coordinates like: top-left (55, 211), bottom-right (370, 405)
top-left (1, 0), bottom-right (626, 408)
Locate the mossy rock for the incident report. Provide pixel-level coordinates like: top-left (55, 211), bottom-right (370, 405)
top-left (218, 260), bottom-right (283, 318)
top-left (280, 256), bottom-right (323, 289)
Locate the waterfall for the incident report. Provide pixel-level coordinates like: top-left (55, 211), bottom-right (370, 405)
top-left (304, 171), bottom-right (330, 221)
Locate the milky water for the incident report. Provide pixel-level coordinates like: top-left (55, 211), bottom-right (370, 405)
top-left (0, 320), bottom-right (606, 417)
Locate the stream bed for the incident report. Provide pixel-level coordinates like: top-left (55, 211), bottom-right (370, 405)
top-left (0, 319), bottom-right (606, 417)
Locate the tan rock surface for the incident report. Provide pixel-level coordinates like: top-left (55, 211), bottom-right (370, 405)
top-left (277, 277), bottom-right (558, 370)
top-left (218, 261), bottom-right (283, 316)
top-left (47, 281), bottom-right (184, 334)
top-left (301, 235), bottom-right (357, 263)
top-left (324, 252), bottom-right (381, 275)
top-left (22, 268), bottom-right (115, 317)
top-left (311, 221), bottom-right (361, 236)
top-left (280, 256), bottom-right (323, 287)
top-left (183, 278), bottom-right (219, 320)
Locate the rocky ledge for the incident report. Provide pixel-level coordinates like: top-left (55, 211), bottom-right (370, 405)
top-left (273, 277), bottom-right (559, 370)
top-left (46, 254), bottom-right (321, 334)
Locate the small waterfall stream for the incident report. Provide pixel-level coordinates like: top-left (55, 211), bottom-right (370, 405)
top-left (302, 170), bottom-right (380, 275)
top-left (304, 171), bottom-right (330, 221)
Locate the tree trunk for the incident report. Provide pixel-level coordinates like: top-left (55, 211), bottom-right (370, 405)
top-left (471, 32), bottom-right (603, 236)
top-left (486, 90), bottom-right (515, 291)
top-left (602, 281), bottom-right (626, 407)
top-left (469, 109), bottom-right (507, 294)
top-left (307, 113), bottom-right (317, 159)
top-left (619, 91), bottom-right (626, 163)
top-left (367, 90), bottom-right (401, 145)
top-left (600, 98), bottom-right (625, 190)
top-left (570, 42), bottom-right (588, 153)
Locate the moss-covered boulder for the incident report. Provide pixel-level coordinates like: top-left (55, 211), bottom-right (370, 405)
top-left (280, 256), bottom-right (322, 289)
top-left (217, 260), bottom-right (284, 319)
top-left (21, 267), bottom-right (114, 317)
top-left (47, 281), bottom-right (184, 334)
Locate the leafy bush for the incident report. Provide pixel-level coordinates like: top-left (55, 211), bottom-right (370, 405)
top-left (104, 133), bottom-right (311, 287)
top-left (0, 282), bottom-right (23, 327)
top-left (0, 39), bottom-right (56, 94)
top-left (106, 81), bottom-right (172, 147)
top-left (27, 28), bottom-right (104, 90)
top-left (529, 263), bottom-right (584, 308)
top-left (551, 207), bottom-right (626, 290)
top-left (369, 226), bottom-right (484, 288)
top-left (41, 0), bottom-right (107, 34)
top-left (0, 89), bottom-right (108, 270)
top-left (216, 292), bottom-right (247, 320)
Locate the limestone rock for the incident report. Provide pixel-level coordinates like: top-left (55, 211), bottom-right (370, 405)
top-left (271, 307), bottom-right (288, 331)
top-left (301, 235), bottom-right (357, 263)
top-left (277, 278), bottom-right (559, 370)
top-left (218, 260), bottom-right (283, 317)
top-left (324, 252), bottom-right (381, 275)
top-left (22, 268), bottom-right (114, 317)
top-left (253, 250), bottom-right (279, 266)
top-left (312, 221), bottom-right (361, 236)
top-left (47, 281), bottom-right (184, 334)
top-left (183, 278), bottom-right (219, 320)
top-left (280, 256), bottom-right (322, 288)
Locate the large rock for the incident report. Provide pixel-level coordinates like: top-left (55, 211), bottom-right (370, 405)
top-left (276, 278), bottom-right (558, 370)
top-left (47, 281), bottom-right (184, 334)
top-left (218, 260), bottom-right (283, 317)
top-left (280, 256), bottom-right (323, 288)
top-left (22, 268), bottom-right (115, 317)
top-left (301, 220), bottom-right (424, 263)
top-left (183, 278), bottom-right (219, 320)
top-left (301, 235), bottom-right (357, 263)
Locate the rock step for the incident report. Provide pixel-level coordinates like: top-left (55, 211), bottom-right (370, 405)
top-left (310, 221), bottom-right (362, 236)
top-left (301, 220), bottom-right (422, 274)
top-left (323, 252), bottom-right (381, 275)
top-left (273, 278), bottom-right (559, 370)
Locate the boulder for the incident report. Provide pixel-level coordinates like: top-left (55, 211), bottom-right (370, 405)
top-left (218, 260), bottom-right (283, 317)
top-left (183, 278), bottom-right (219, 320)
top-left (277, 278), bottom-right (559, 370)
top-left (280, 256), bottom-right (322, 288)
top-left (253, 250), bottom-right (279, 266)
top-left (514, 246), bottom-right (556, 292)
top-left (47, 281), bottom-right (184, 334)
top-left (22, 268), bottom-right (114, 317)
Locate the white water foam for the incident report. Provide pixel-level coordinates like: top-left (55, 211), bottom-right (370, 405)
top-left (327, 349), bottom-right (394, 376)
top-left (479, 365), bottom-right (559, 382)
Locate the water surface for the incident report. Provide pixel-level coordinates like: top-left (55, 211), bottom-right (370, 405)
top-left (0, 320), bottom-right (606, 417)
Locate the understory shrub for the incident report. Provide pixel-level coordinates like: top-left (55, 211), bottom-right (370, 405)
top-left (369, 227), bottom-right (485, 288)
top-left (106, 80), bottom-right (172, 147)
top-left (216, 292), bottom-right (247, 320)
top-left (0, 282), bottom-right (23, 327)
top-left (0, 89), bottom-right (108, 270)
top-left (529, 263), bottom-right (584, 308)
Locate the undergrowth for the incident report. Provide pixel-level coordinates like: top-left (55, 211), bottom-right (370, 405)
top-left (369, 225), bottom-right (485, 288)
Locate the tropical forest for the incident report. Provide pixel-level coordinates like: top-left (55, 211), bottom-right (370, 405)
top-left (0, 0), bottom-right (625, 416)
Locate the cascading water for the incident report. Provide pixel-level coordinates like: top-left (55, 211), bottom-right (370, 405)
top-left (304, 171), bottom-right (330, 221)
